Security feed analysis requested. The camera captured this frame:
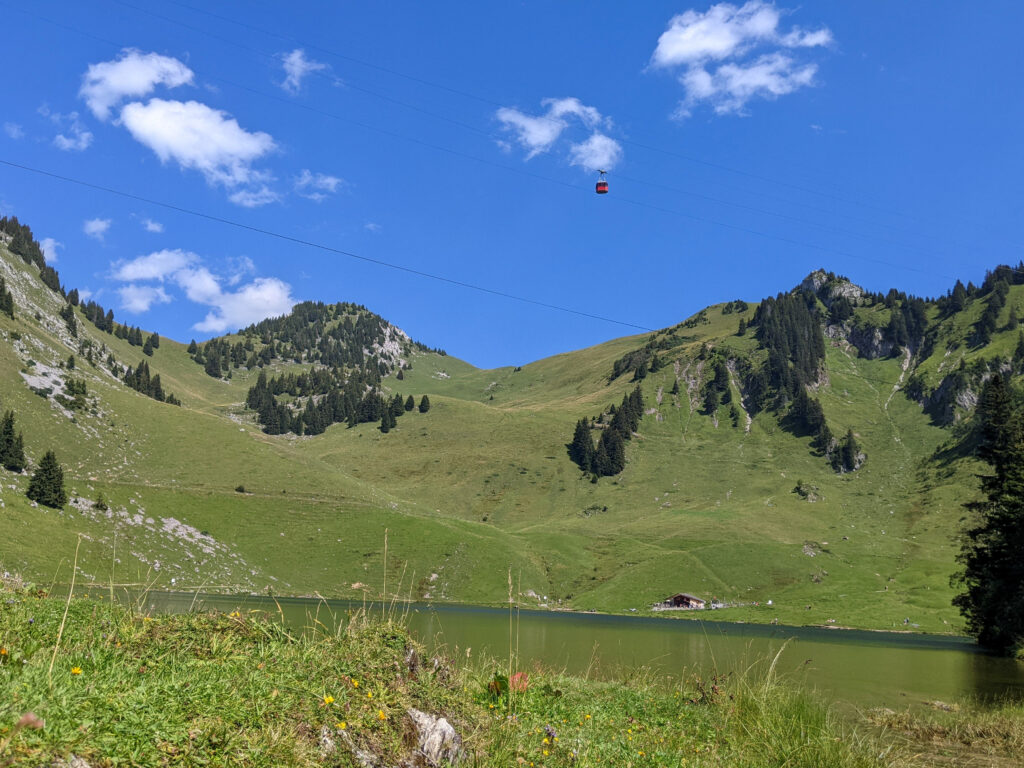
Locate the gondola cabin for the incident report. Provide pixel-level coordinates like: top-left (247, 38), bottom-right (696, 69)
top-left (595, 169), bottom-right (609, 194)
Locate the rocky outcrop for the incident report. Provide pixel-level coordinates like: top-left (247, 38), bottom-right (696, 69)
top-left (847, 325), bottom-right (894, 360)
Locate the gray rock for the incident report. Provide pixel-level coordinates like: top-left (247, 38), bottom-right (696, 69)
top-left (405, 708), bottom-right (462, 767)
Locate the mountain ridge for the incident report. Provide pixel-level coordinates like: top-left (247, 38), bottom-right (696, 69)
top-left (3, 217), bottom-right (1024, 633)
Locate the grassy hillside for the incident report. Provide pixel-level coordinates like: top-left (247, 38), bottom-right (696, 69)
top-left (3, 233), bottom-right (1022, 634)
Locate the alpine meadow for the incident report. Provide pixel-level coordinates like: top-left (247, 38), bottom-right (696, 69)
top-left (3, 216), bottom-right (1024, 638)
top-left (4, 3), bottom-right (1024, 765)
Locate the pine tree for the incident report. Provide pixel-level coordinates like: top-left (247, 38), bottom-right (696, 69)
top-left (418, 395), bottom-right (431, 413)
top-left (737, 317), bottom-right (747, 336)
top-left (953, 378), bottom-right (1024, 654)
top-left (404, 395), bottom-right (415, 412)
top-left (569, 418), bottom-right (595, 472)
top-left (188, 339), bottom-right (198, 355)
top-left (0, 410), bottom-right (27, 472)
top-left (26, 450), bottom-right (67, 508)
top-left (204, 353), bottom-right (222, 378)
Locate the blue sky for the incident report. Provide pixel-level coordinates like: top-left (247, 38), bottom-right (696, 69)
top-left (2, 1), bottom-right (1021, 368)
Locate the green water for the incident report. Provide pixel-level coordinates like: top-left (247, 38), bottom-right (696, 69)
top-left (133, 590), bottom-right (1024, 708)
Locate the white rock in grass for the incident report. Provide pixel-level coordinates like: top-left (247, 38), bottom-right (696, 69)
top-left (406, 708), bottom-right (462, 766)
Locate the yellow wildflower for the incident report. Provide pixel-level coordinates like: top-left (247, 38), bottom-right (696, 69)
top-left (543, 750), bottom-right (549, 757)
top-left (352, 679), bottom-right (360, 688)
top-left (71, 667), bottom-right (82, 675)
top-left (0, 647), bottom-right (8, 656)
top-left (584, 714), bottom-right (591, 720)
top-left (367, 691), bottom-right (373, 699)
top-left (336, 722), bottom-right (347, 730)
top-left (542, 738), bottom-right (549, 745)
top-left (377, 710), bottom-right (386, 721)
top-left (323, 695), bottom-right (335, 705)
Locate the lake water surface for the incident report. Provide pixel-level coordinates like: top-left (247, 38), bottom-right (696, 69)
top-left (134, 590), bottom-right (1024, 708)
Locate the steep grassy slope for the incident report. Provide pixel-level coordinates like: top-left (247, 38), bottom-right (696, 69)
top-left (2, 236), bottom-right (1021, 633)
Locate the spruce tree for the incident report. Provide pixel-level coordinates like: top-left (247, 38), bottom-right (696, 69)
top-left (954, 377), bottom-right (1024, 654)
top-left (0, 410), bottom-right (27, 472)
top-left (26, 450), bottom-right (67, 508)
top-left (418, 395), bottom-right (431, 413)
top-left (569, 418), bottom-right (595, 472)
top-left (404, 395), bottom-right (415, 412)
top-left (142, 336), bottom-right (154, 356)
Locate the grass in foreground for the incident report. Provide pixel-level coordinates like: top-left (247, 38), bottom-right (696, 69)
top-left (0, 580), bottom-right (1018, 767)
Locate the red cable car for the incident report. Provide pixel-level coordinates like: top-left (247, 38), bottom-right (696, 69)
top-left (595, 169), bottom-right (609, 194)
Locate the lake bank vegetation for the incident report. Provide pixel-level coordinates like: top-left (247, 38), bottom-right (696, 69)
top-left (2, 577), bottom-right (1022, 767)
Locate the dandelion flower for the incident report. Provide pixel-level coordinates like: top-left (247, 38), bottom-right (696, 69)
top-left (336, 721), bottom-right (347, 730)
top-left (71, 667), bottom-right (82, 675)
top-left (0, 647), bottom-right (8, 656)
top-left (584, 714), bottom-right (591, 720)
top-left (377, 710), bottom-right (386, 721)
top-left (542, 738), bottom-right (549, 745)
top-left (367, 691), bottom-right (373, 699)
top-left (543, 750), bottom-right (549, 757)
top-left (352, 679), bottom-right (360, 688)
top-left (323, 695), bottom-right (335, 705)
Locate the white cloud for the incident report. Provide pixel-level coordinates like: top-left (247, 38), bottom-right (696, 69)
top-left (280, 49), bottom-right (327, 94)
top-left (569, 133), bottom-right (623, 171)
top-left (120, 99), bottom-right (275, 189)
top-left (53, 111), bottom-right (93, 151)
top-left (294, 169), bottom-right (344, 201)
top-left (107, 249), bottom-right (294, 330)
top-left (496, 97), bottom-right (606, 159)
top-left (3, 123), bottom-right (24, 139)
top-left (112, 248), bottom-right (197, 282)
top-left (81, 49), bottom-right (194, 120)
top-left (226, 255), bottom-right (255, 286)
top-left (142, 218), bottom-right (163, 233)
top-left (651, 1), bottom-right (831, 118)
top-left (228, 185), bottom-right (279, 208)
top-left (83, 218), bottom-right (111, 240)
top-left (39, 238), bottom-right (62, 264)
top-left (684, 53), bottom-right (817, 116)
top-left (497, 97), bottom-right (621, 169)
top-left (77, 288), bottom-right (94, 303)
top-left (364, 222), bottom-right (382, 233)
top-left (188, 275), bottom-right (295, 333)
top-left (118, 283), bottom-right (171, 313)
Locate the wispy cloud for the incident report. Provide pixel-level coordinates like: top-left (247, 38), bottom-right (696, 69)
top-left (80, 48), bottom-right (194, 120)
top-left (83, 217), bottom-right (111, 240)
top-left (651, 1), bottom-right (832, 118)
top-left (3, 122), bottom-right (24, 139)
top-left (53, 111), bottom-right (93, 151)
top-left (496, 97), bottom-right (623, 170)
top-left (280, 49), bottom-right (327, 94)
top-left (293, 169), bottom-right (344, 201)
top-left (142, 218), bottom-right (163, 233)
top-left (40, 238), bottom-right (62, 264)
top-left (364, 222), bottom-right (382, 233)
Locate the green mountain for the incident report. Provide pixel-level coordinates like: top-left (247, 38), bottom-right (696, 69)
top-left (3, 216), bottom-right (1023, 633)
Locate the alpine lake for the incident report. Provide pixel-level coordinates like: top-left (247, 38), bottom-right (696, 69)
top-left (120, 590), bottom-right (1024, 710)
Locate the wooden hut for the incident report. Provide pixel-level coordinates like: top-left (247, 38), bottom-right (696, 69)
top-left (663, 593), bottom-right (706, 609)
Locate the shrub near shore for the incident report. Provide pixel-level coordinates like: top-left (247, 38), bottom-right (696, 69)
top-left (0, 582), bottom-right (1018, 767)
